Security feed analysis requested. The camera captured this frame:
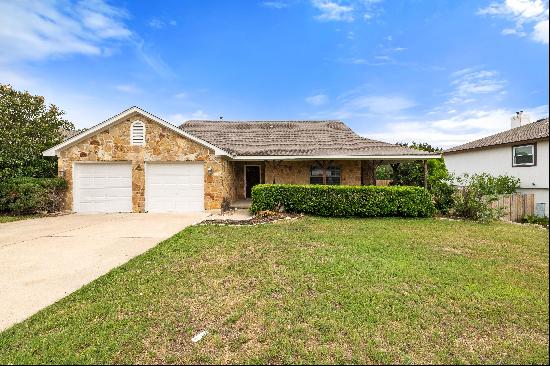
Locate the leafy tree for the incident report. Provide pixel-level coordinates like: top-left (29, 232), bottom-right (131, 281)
top-left (451, 173), bottom-right (519, 222)
top-left (375, 164), bottom-right (393, 179)
top-left (391, 142), bottom-right (454, 213)
top-left (391, 142), bottom-right (447, 188)
top-left (0, 84), bottom-right (74, 179)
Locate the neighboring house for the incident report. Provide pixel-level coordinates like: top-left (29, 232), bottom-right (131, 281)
top-left (444, 115), bottom-right (549, 217)
top-left (43, 106), bottom-right (438, 213)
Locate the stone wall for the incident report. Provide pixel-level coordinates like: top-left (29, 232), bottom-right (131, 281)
top-left (264, 160), bottom-right (362, 186)
top-left (232, 161), bottom-right (267, 199)
top-left (58, 112), bottom-right (234, 212)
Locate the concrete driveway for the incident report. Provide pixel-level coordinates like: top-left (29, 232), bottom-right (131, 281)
top-left (0, 212), bottom-right (209, 331)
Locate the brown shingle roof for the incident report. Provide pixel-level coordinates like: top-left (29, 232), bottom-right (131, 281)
top-left (445, 118), bottom-right (549, 153)
top-left (180, 120), bottom-right (434, 157)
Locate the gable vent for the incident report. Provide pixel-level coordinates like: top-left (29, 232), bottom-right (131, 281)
top-left (131, 121), bottom-right (146, 145)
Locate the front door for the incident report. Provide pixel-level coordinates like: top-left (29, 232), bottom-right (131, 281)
top-left (245, 165), bottom-right (261, 198)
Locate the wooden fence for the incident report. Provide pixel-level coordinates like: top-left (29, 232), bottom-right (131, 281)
top-left (491, 193), bottom-right (534, 222)
top-left (376, 180), bottom-right (392, 186)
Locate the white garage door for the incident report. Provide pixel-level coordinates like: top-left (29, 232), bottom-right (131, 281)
top-left (73, 163), bottom-right (132, 213)
top-left (146, 162), bottom-right (204, 213)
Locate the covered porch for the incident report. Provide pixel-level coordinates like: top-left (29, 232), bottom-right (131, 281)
top-left (228, 157), bottom-right (432, 204)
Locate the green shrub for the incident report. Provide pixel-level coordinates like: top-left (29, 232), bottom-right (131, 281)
top-left (521, 215), bottom-right (549, 228)
top-left (449, 173), bottom-right (519, 222)
top-left (0, 177), bottom-right (67, 215)
top-left (375, 164), bottom-right (393, 179)
top-left (251, 184), bottom-right (435, 218)
top-left (464, 173), bottom-right (520, 195)
top-left (430, 178), bottom-right (455, 214)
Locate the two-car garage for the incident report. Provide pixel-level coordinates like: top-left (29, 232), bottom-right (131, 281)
top-left (73, 162), bottom-right (204, 213)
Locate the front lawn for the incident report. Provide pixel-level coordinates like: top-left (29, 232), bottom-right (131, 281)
top-left (0, 215), bottom-right (36, 223)
top-left (0, 217), bottom-right (548, 364)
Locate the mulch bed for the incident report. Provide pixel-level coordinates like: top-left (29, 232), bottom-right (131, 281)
top-left (200, 211), bottom-right (303, 225)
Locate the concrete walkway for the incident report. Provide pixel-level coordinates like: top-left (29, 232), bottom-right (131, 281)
top-left (0, 212), bottom-right (208, 331)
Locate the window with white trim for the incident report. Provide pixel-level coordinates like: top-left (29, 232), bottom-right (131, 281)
top-left (512, 144), bottom-right (535, 166)
top-left (131, 121), bottom-right (145, 145)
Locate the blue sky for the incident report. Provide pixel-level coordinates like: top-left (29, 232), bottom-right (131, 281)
top-left (0, 0), bottom-right (548, 147)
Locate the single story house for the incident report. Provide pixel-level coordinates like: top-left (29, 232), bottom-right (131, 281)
top-left (43, 106), bottom-right (439, 213)
top-left (444, 114), bottom-right (549, 217)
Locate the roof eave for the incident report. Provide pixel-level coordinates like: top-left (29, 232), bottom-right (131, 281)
top-left (42, 106), bottom-right (233, 158)
top-left (444, 136), bottom-right (549, 154)
top-left (231, 154), bottom-right (440, 161)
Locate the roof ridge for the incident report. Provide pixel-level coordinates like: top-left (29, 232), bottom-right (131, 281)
top-left (182, 119), bottom-right (344, 124)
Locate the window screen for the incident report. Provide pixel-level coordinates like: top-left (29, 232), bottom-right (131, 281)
top-left (310, 164), bottom-right (341, 185)
top-left (513, 145), bottom-right (534, 166)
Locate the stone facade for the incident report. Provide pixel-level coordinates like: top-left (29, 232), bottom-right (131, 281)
top-left (57, 112), bottom-right (376, 211)
top-left (263, 160), bottom-right (362, 187)
top-left (58, 112), bottom-right (235, 212)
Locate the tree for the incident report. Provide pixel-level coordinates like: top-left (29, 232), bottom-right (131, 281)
top-left (0, 84), bottom-right (74, 179)
top-left (391, 142), bottom-right (454, 213)
top-left (392, 142), bottom-right (447, 187)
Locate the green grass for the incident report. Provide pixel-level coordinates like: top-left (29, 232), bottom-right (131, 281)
top-left (0, 215), bottom-right (36, 223)
top-left (0, 217), bottom-right (548, 364)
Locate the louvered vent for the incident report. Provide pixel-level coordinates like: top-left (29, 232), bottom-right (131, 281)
top-left (131, 121), bottom-right (145, 145)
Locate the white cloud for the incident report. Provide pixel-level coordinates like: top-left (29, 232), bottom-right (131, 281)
top-left (532, 19), bottom-right (549, 43)
top-left (502, 27), bottom-right (528, 35)
top-left (148, 18), bottom-right (165, 28)
top-left (311, 0), bottom-right (383, 22)
top-left (362, 105), bottom-right (549, 148)
top-left (115, 84), bottom-right (141, 93)
top-left (0, 0), bottom-right (173, 77)
top-left (477, 0), bottom-right (549, 44)
top-left (346, 95), bottom-right (416, 113)
top-left (305, 88), bottom-right (416, 121)
top-left (0, 0), bottom-right (131, 62)
top-left (134, 40), bottom-right (174, 78)
top-left (478, 0), bottom-right (546, 18)
top-left (312, 0), bottom-right (354, 22)
top-left (306, 94), bottom-right (329, 106)
top-left (447, 68), bottom-right (506, 104)
top-left (262, 1), bottom-right (288, 9)
top-left (167, 110), bottom-right (211, 123)
top-left (148, 17), bottom-right (178, 29)
top-left (174, 92), bottom-right (188, 99)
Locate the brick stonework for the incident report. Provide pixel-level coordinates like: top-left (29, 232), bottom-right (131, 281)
top-left (58, 112), bottom-right (235, 212)
top-left (57, 112), bottom-right (371, 211)
top-left (264, 160), bottom-right (362, 186)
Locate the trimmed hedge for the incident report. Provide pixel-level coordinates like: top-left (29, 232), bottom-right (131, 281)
top-left (0, 177), bottom-right (68, 215)
top-left (251, 184), bottom-right (436, 218)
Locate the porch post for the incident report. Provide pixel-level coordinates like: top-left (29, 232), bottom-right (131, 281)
top-left (364, 161), bottom-right (376, 185)
top-left (423, 160), bottom-right (428, 189)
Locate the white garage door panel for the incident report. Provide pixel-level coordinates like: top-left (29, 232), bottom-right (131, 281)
top-left (74, 163), bottom-right (132, 213)
top-left (146, 163), bottom-right (204, 213)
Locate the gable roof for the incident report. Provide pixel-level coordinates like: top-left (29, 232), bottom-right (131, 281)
top-left (444, 118), bottom-right (549, 154)
top-left (43, 106), bottom-right (230, 157)
top-left (180, 120), bottom-right (437, 159)
top-left (43, 106), bottom-right (439, 160)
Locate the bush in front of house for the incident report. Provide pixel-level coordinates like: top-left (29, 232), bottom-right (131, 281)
top-left (462, 172), bottom-right (520, 195)
top-left (0, 177), bottom-right (68, 215)
top-left (521, 215), bottom-right (549, 228)
top-left (250, 184), bottom-right (436, 218)
top-left (449, 173), bottom-right (520, 222)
